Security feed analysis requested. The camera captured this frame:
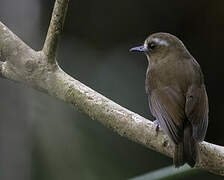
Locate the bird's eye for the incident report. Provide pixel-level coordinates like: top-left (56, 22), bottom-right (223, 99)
top-left (148, 42), bottom-right (156, 50)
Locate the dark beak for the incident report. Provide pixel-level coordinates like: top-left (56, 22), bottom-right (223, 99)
top-left (129, 45), bottom-right (148, 52)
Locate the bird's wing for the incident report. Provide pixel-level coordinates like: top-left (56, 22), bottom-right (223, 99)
top-left (149, 87), bottom-right (186, 144)
top-left (185, 85), bottom-right (208, 141)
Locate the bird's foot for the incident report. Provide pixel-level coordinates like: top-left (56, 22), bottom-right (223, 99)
top-left (153, 120), bottom-right (160, 135)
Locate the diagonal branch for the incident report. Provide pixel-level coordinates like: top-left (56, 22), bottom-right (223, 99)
top-left (0, 0), bottom-right (223, 176)
top-left (0, 22), bottom-right (34, 65)
top-left (47, 67), bottom-right (224, 176)
top-left (43, 0), bottom-right (69, 63)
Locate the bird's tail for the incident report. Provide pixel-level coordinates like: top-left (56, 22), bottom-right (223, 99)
top-left (173, 124), bottom-right (198, 167)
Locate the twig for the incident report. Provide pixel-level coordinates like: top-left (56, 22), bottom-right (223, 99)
top-left (43, 0), bottom-right (69, 63)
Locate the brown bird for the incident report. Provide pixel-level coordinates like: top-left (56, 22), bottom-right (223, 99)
top-left (130, 33), bottom-right (209, 167)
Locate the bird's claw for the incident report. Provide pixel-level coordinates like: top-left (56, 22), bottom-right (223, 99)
top-left (153, 120), bottom-right (160, 134)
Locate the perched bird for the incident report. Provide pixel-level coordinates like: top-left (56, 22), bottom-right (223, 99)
top-left (130, 33), bottom-right (208, 167)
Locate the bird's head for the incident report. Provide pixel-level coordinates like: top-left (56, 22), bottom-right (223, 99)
top-left (130, 32), bottom-right (190, 65)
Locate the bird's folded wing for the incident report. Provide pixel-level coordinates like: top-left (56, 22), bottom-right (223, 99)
top-left (149, 87), bottom-right (186, 144)
top-left (185, 85), bottom-right (208, 141)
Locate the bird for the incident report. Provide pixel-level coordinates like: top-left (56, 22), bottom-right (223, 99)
top-left (130, 32), bottom-right (209, 167)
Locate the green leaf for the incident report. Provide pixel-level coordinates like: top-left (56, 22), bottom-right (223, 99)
top-left (129, 165), bottom-right (198, 180)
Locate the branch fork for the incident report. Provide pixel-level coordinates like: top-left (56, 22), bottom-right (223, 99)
top-left (0, 0), bottom-right (223, 176)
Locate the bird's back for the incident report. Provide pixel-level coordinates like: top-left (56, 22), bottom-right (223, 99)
top-left (146, 55), bottom-right (203, 95)
top-left (146, 55), bottom-right (208, 167)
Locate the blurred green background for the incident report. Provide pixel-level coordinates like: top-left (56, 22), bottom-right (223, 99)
top-left (0, 0), bottom-right (223, 179)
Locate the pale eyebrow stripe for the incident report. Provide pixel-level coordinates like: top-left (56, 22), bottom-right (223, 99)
top-left (152, 38), bottom-right (169, 46)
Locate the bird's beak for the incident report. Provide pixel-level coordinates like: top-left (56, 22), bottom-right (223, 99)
top-left (129, 45), bottom-right (148, 52)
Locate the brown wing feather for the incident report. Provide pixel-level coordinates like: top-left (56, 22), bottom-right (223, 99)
top-left (185, 85), bottom-right (208, 141)
top-left (149, 87), bottom-right (186, 144)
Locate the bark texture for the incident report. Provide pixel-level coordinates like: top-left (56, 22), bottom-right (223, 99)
top-left (0, 0), bottom-right (223, 176)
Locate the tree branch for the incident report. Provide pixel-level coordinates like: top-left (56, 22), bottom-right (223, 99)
top-left (0, 0), bottom-right (223, 176)
top-left (43, 0), bottom-right (69, 63)
top-left (0, 22), bottom-right (34, 64)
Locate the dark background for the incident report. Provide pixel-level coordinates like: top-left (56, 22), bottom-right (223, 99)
top-left (0, 0), bottom-right (223, 179)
